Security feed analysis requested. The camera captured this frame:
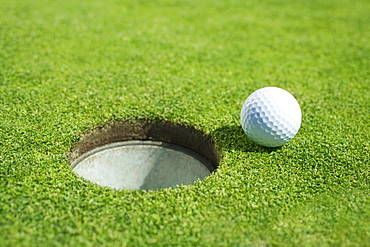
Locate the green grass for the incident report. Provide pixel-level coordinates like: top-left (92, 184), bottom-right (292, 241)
top-left (1, 0), bottom-right (369, 246)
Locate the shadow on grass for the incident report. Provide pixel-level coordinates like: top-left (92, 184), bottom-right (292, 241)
top-left (211, 125), bottom-right (280, 154)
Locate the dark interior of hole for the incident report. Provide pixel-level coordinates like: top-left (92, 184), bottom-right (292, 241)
top-left (70, 119), bottom-right (221, 170)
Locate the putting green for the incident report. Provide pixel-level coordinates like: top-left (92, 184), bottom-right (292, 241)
top-left (1, 0), bottom-right (369, 246)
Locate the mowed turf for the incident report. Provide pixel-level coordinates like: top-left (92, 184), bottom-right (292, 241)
top-left (0, 0), bottom-right (369, 246)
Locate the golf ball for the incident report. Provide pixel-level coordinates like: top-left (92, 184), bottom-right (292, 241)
top-left (240, 87), bottom-right (302, 147)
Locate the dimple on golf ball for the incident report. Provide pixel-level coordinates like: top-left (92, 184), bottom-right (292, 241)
top-left (240, 87), bottom-right (302, 147)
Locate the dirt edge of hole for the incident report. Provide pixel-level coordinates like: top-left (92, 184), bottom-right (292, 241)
top-left (70, 119), bottom-right (221, 171)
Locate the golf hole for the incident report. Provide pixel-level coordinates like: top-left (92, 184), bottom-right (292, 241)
top-left (70, 120), bottom-right (221, 191)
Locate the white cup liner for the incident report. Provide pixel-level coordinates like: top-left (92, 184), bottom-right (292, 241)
top-left (71, 140), bottom-right (213, 190)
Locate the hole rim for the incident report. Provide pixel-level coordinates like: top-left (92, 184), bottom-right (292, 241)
top-left (69, 119), bottom-right (222, 184)
top-left (71, 140), bottom-right (216, 173)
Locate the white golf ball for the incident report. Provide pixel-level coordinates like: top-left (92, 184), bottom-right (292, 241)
top-left (240, 87), bottom-right (302, 147)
